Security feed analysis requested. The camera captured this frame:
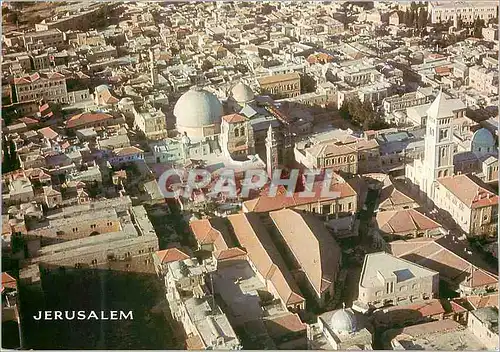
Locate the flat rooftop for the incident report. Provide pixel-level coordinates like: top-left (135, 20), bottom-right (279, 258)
top-left (360, 252), bottom-right (438, 289)
top-left (387, 319), bottom-right (486, 350)
top-left (213, 261), bottom-right (267, 326)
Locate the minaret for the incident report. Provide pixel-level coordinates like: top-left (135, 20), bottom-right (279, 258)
top-left (149, 48), bottom-right (158, 86)
top-left (423, 89), bottom-right (455, 199)
top-left (265, 124), bottom-right (279, 178)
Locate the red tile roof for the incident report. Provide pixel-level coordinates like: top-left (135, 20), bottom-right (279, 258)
top-left (228, 213), bottom-right (305, 307)
top-left (375, 209), bottom-right (442, 234)
top-left (243, 178), bottom-right (356, 213)
top-left (464, 293), bottom-right (499, 309)
top-left (155, 248), bottom-right (190, 264)
top-left (1, 272), bottom-right (17, 293)
top-left (374, 299), bottom-right (445, 325)
top-left (214, 247), bottom-right (247, 261)
top-left (437, 174), bottom-right (498, 209)
top-left (269, 209), bottom-right (341, 296)
top-left (264, 312), bottom-right (306, 338)
top-left (38, 127), bottom-right (59, 140)
top-left (66, 112), bottom-right (114, 129)
top-left (189, 218), bottom-right (231, 251)
top-left (222, 114), bottom-right (246, 123)
top-left (186, 334), bottom-right (204, 350)
top-left (389, 237), bottom-right (498, 289)
top-left (112, 146), bottom-right (144, 157)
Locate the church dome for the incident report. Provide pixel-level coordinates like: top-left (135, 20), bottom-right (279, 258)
top-left (471, 128), bottom-right (495, 154)
top-left (231, 82), bottom-right (255, 103)
top-left (330, 309), bottom-right (357, 334)
top-left (174, 87), bottom-right (223, 129)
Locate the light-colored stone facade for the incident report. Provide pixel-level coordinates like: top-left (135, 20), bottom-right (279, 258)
top-left (258, 72), bottom-right (301, 98)
top-left (357, 252), bottom-right (439, 309)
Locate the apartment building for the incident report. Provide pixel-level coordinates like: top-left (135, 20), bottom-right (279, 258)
top-left (382, 88), bottom-right (435, 114)
top-left (22, 29), bottom-right (64, 51)
top-left (467, 307), bottom-right (499, 350)
top-left (468, 65), bottom-right (498, 96)
top-left (242, 176), bottom-right (358, 221)
top-left (428, 1), bottom-right (498, 24)
top-left (434, 174), bottom-right (498, 236)
top-left (133, 106), bottom-right (168, 140)
top-left (482, 24), bottom-right (498, 41)
top-left (294, 132), bottom-right (380, 174)
top-left (13, 72), bottom-right (67, 104)
top-left (258, 72), bottom-right (301, 98)
top-left (356, 252), bottom-right (439, 310)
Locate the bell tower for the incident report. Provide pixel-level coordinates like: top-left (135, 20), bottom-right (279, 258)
top-left (149, 48), bottom-right (158, 87)
top-left (423, 90), bottom-right (455, 198)
top-left (266, 124), bottom-right (279, 178)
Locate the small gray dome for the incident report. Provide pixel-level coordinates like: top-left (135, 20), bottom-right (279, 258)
top-left (95, 84), bottom-right (110, 93)
top-left (330, 309), bottom-right (357, 334)
top-left (174, 87), bottom-right (223, 129)
top-left (471, 128), bottom-right (495, 154)
top-left (231, 82), bottom-right (255, 103)
top-left (119, 97), bottom-right (134, 105)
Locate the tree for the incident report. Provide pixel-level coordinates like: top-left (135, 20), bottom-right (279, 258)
top-left (417, 7), bottom-right (427, 30)
top-left (405, 8), bottom-right (416, 28)
top-left (398, 10), bottom-right (406, 25)
top-left (473, 17), bottom-right (485, 38)
top-left (457, 15), bottom-right (463, 30)
top-left (300, 74), bottom-right (317, 94)
top-left (2, 137), bottom-right (11, 172)
top-left (201, 60), bottom-right (213, 71)
top-left (9, 139), bottom-right (20, 170)
top-left (339, 101), bottom-right (350, 121)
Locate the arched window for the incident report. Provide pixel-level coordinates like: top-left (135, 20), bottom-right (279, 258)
top-left (234, 128), bottom-right (239, 137)
top-left (240, 127), bottom-right (245, 136)
top-left (438, 170), bottom-right (442, 178)
top-left (443, 169), bottom-right (448, 177)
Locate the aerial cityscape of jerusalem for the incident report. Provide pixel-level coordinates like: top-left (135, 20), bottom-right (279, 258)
top-left (1, 0), bottom-right (499, 350)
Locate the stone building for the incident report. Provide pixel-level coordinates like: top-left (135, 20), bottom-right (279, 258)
top-left (434, 174), bottom-right (498, 236)
top-left (258, 72), bottom-right (301, 99)
top-left (467, 307), bottom-right (499, 350)
top-left (382, 87), bottom-right (435, 114)
top-left (294, 130), bottom-right (380, 175)
top-left (22, 29), bottom-right (65, 51)
top-left (307, 308), bottom-right (373, 350)
top-left (220, 113), bottom-right (255, 159)
top-left (405, 91), bottom-right (467, 200)
top-left (428, 1), bottom-right (498, 24)
top-left (468, 65), bottom-right (498, 96)
top-left (133, 106), bottom-right (168, 140)
top-left (13, 72), bottom-right (67, 104)
top-left (355, 252), bottom-right (439, 311)
top-left (269, 209), bottom-right (342, 307)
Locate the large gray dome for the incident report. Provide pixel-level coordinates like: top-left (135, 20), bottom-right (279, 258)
top-left (174, 87), bottom-right (223, 129)
top-left (231, 82), bottom-right (255, 103)
top-left (330, 309), bottom-right (357, 334)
